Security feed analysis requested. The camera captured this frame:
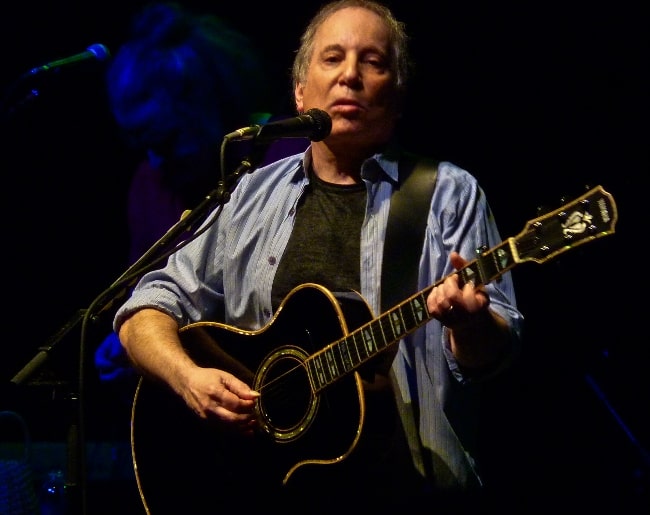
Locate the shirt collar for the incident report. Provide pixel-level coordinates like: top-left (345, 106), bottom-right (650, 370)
top-left (363, 141), bottom-right (404, 183)
top-left (298, 142), bottom-right (404, 183)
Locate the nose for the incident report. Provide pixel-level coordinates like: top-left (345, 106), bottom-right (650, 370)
top-left (339, 57), bottom-right (362, 88)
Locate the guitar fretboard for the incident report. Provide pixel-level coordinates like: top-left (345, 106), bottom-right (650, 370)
top-left (306, 240), bottom-right (517, 391)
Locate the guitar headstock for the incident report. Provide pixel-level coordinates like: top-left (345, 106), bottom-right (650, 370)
top-left (510, 185), bottom-right (617, 264)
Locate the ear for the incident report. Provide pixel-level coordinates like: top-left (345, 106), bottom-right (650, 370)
top-left (294, 82), bottom-right (304, 113)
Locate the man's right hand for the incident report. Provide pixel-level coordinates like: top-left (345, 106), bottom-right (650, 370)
top-left (180, 366), bottom-right (260, 435)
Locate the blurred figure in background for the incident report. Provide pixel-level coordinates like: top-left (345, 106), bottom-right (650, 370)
top-left (107, 1), bottom-right (268, 263)
top-left (95, 1), bottom-right (307, 389)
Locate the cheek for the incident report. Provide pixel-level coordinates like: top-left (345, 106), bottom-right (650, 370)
top-left (370, 80), bottom-right (398, 105)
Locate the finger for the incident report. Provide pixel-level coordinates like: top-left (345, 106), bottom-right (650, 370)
top-left (212, 402), bottom-right (257, 423)
top-left (438, 304), bottom-right (461, 328)
top-left (221, 374), bottom-right (260, 400)
top-left (428, 286), bottom-right (454, 317)
top-left (449, 251), bottom-right (467, 270)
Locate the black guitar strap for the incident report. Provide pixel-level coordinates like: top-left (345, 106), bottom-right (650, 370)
top-left (381, 154), bottom-right (439, 312)
top-left (367, 155), bottom-right (438, 378)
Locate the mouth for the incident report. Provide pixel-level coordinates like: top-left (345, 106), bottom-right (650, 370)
top-left (330, 100), bottom-right (364, 116)
top-left (331, 98), bottom-right (363, 107)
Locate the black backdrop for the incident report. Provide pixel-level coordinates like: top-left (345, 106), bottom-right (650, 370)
top-left (0, 1), bottom-right (647, 511)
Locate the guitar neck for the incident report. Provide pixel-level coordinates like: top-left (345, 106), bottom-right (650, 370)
top-left (306, 184), bottom-right (618, 391)
top-left (305, 239), bottom-right (513, 392)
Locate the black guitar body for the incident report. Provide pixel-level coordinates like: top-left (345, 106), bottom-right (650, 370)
top-left (131, 285), bottom-right (375, 513)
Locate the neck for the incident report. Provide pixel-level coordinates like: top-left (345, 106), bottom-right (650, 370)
top-left (310, 141), bottom-right (377, 184)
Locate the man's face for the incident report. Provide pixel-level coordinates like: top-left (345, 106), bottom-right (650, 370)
top-left (295, 7), bottom-right (400, 148)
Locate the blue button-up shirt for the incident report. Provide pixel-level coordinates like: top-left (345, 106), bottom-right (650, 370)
top-left (115, 145), bottom-right (523, 490)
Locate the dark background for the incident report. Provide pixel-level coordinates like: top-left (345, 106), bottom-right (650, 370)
top-left (0, 1), bottom-right (647, 513)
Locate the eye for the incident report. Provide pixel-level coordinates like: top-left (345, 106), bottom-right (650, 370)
top-left (361, 53), bottom-right (388, 71)
top-left (322, 52), bottom-right (343, 65)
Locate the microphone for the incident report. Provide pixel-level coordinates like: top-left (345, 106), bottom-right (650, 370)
top-left (29, 43), bottom-right (111, 75)
top-left (224, 108), bottom-right (332, 144)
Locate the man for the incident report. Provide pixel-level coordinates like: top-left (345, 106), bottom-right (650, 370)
top-left (115, 1), bottom-right (523, 512)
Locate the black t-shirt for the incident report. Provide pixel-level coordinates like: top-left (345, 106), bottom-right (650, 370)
top-left (271, 171), bottom-right (367, 310)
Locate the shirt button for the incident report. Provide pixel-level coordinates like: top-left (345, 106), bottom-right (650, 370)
top-left (289, 207), bottom-right (295, 216)
top-left (268, 256), bottom-right (277, 265)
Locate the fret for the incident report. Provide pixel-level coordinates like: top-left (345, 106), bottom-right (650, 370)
top-left (323, 346), bottom-right (339, 379)
top-left (493, 243), bottom-right (515, 276)
top-left (348, 332), bottom-right (363, 365)
top-left (360, 324), bottom-right (379, 357)
top-left (480, 249), bottom-right (501, 283)
top-left (459, 261), bottom-right (481, 288)
top-left (354, 330), bottom-right (371, 362)
top-left (373, 317), bottom-right (389, 351)
top-left (337, 337), bottom-right (355, 373)
top-left (308, 355), bottom-right (327, 389)
top-left (401, 301), bottom-right (416, 330)
top-left (377, 308), bottom-right (400, 345)
top-left (387, 308), bottom-right (403, 340)
top-left (405, 293), bottom-right (427, 330)
top-left (465, 241), bottom-right (514, 287)
top-left (413, 294), bottom-right (428, 325)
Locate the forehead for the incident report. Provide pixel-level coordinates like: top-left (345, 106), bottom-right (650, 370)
top-left (315, 7), bottom-right (390, 50)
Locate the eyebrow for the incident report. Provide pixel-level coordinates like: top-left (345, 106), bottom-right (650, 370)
top-left (318, 43), bottom-right (387, 56)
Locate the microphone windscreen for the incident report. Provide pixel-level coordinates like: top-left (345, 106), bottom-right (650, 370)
top-left (87, 43), bottom-right (111, 61)
top-left (305, 108), bottom-right (332, 141)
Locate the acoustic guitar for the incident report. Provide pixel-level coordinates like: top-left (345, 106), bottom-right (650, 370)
top-left (130, 185), bottom-right (617, 513)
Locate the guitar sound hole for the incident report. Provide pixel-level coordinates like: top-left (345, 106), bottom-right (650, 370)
top-left (258, 355), bottom-right (313, 431)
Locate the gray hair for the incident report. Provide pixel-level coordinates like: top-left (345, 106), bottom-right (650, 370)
top-left (291, 0), bottom-right (411, 98)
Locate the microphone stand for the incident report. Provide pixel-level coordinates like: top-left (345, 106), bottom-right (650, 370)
top-left (88, 149), bottom-right (265, 320)
top-left (10, 145), bottom-right (267, 515)
top-left (2, 64), bottom-right (60, 123)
